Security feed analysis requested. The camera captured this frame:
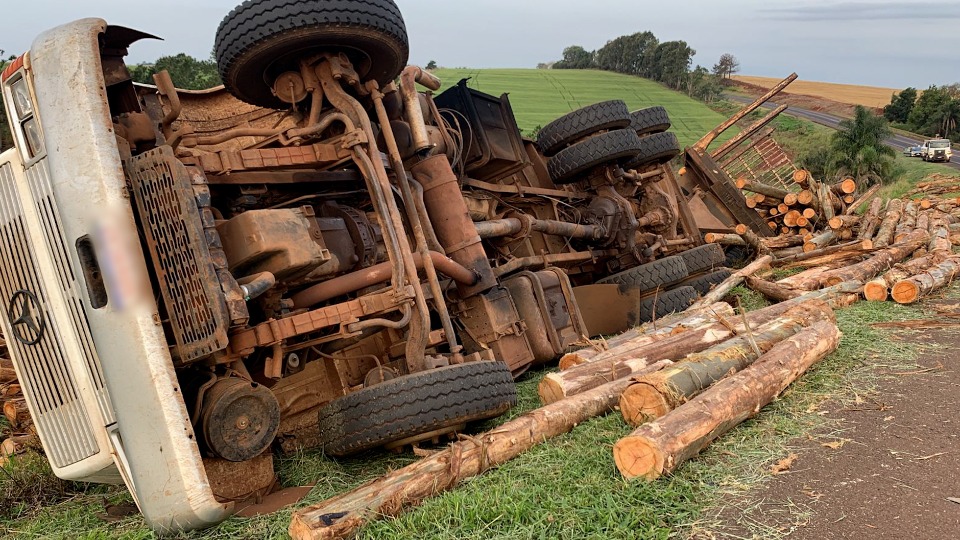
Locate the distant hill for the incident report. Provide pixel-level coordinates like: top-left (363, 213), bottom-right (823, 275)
top-left (433, 68), bottom-right (733, 148)
top-left (733, 76), bottom-right (900, 109)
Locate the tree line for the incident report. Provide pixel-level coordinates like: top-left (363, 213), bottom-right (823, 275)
top-left (884, 84), bottom-right (960, 142)
top-left (541, 32), bottom-right (739, 103)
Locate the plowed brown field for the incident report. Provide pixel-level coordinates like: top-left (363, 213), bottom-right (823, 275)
top-left (734, 76), bottom-right (901, 108)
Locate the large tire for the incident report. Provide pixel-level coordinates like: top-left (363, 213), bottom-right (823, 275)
top-left (624, 131), bottom-right (681, 170)
top-left (678, 244), bottom-right (726, 275)
top-left (630, 106), bottom-right (672, 136)
top-left (316, 362), bottom-right (516, 456)
top-left (536, 101), bottom-right (631, 156)
top-left (598, 255), bottom-right (689, 292)
top-left (676, 268), bottom-right (732, 296)
top-left (215, 0), bottom-right (409, 109)
top-left (547, 129), bottom-right (643, 184)
top-left (639, 286), bottom-right (697, 323)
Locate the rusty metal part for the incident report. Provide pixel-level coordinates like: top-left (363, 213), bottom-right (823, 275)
top-left (124, 147), bottom-right (231, 363)
top-left (400, 66), bottom-right (442, 153)
top-left (409, 177), bottom-right (445, 253)
top-left (153, 70), bottom-right (182, 142)
top-left (452, 287), bottom-right (534, 376)
top-left (218, 208), bottom-right (330, 281)
top-left (573, 284), bottom-right (643, 337)
top-left (231, 286), bottom-right (412, 356)
top-left (312, 58), bottom-right (431, 372)
top-left (290, 251), bottom-right (477, 309)
top-left (369, 80), bottom-right (462, 356)
top-left (692, 72), bottom-right (797, 153)
top-left (493, 250), bottom-right (617, 278)
top-left (237, 272), bottom-right (277, 301)
top-left (200, 378), bottom-right (281, 462)
top-left (462, 178), bottom-right (591, 200)
top-left (711, 105), bottom-right (788, 161)
top-left (679, 149), bottom-right (774, 237)
top-left (475, 217), bottom-right (604, 241)
top-left (265, 343), bottom-right (284, 380)
top-left (502, 269), bottom-right (587, 366)
top-left (411, 155), bottom-right (497, 297)
top-left (273, 71), bottom-right (308, 104)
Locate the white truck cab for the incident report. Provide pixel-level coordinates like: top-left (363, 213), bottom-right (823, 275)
top-left (921, 138), bottom-right (953, 163)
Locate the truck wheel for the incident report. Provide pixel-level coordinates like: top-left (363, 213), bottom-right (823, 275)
top-left (678, 244), bottom-right (726, 275)
top-left (630, 106), bottom-right (672, 136)
top-left (639, 286), bottom-right (698, 323)
top-left (547, 129), bottom-right (643, 184)
top-left (624, 131), bottom-right (681, 170)
top-left (215, 0), bottom-right (409, 109)
top-left (597, 255), bottom-right (689, 292)
top-left (316, 362), bottom-right (516, 456)
top-left (675, 268), bottom-right (732, 296)
top-left (536, 100), bottom-right (631, 156)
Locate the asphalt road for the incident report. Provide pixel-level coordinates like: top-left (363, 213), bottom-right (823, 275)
top-left (724, 94), bottom-right (960, 173)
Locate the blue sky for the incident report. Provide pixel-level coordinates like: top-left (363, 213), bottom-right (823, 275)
top-left (3, 0), bottom-right (957, 89)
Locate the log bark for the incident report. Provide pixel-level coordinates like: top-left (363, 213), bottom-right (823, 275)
top-left (874, 199), bottom-right (904, 248)
top-left (828, 215), bottom-right (860, 230)
top-left (803, 230), bottom-right (837, 253)
top-left (613, 321), bottom-right (841, 480)
top-left (541, 296), bottom-right (821, 404)
top-left (891, 256), bottom-right (960, 304)
top-left (774, 240), bottom-right (873, 266)
top-left (688, 255), bottom-right (773, 310)
top-left (857, 197), bottom-right (885, 241)
top-left (744, 276), bottom-right (802, 302)
top-left (0, 433), bottom-right (40, 458)
top-left (289, 376), bottom-right (642, 539)
top-left (863, 251), bottom-right (952, 301)
top-left (818, 230), bottom-right (930, 288)
top-left (0, 383), bottom-right (21, 399)
top-left (739, 229), bottom-right (773, 257)
top-left (618, 300), bottom-right (835, 425)
top-left (704, 233), bottom-right (746, 246)
top-left (738, 179), bottom-right (790, 200)
top-left (557, 303), bottom-right (735, 370)
top-left (763, 235), bottom-right (805, 250)
top-left (832, 178), bottom-right (858, 195)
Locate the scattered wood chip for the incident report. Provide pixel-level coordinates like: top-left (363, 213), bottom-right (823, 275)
top-left (913, 452), bottom-right (948, 462)
top-left (770, 453), bottom-right (799, 474)
top-left (822, 440), bottom-right (846, 450)
top-left (947, 497), bottom-right (960, 505)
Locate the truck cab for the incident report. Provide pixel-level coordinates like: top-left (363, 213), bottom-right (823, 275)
top-left (921, 138), bottom-right (952, 162)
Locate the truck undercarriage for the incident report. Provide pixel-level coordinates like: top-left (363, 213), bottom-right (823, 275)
top-left (0, 0), bottom-right (738, 532)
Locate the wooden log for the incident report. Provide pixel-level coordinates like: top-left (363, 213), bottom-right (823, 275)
top-left (1, 358), bottom-right (15, 384)
top-left (863, 251), bottom-right (952, 302)
top-left (793, 169), bottom-right (811, 186)
top-left (832, 178), bottom-right (858, 195)
top-left (613, 321), bottom-right (841, 481)
top-left (783, 193), bottom-right (799, 206)
top-left (744, 276), bottom-right (801, 302)
top-left (689, 255), bottom-right (773, 309)
top-left (894, 202), bottom-right (918, 243)
top-left (802, 208), bottom-right (817, 220)
top-left (0, 433), bottom-right (40, 458)
top-left (739, 229), bottom-right (773, 257)
top-left (874, 199), bottom-right (904, 248)
top-left (777, 239), bottom-right (873, 266)
top-left (857, 197), bottom-right (884, 241)
top-left (0, 383), bottom-right (20, 399)
top-left (795, 216), bottom-right (810, 228)
top-left (738, 179), bottom-right (790, 200)
top-left (772, 246), bottom-right (804, 258)
top-left (818, 230), bottom-right (930, 289)
top-left (803, 230), bottom-right (838, 253)
top-left (828, 215), bottom-right (861, 230)
top-left (817, 181), bottom-right (837, 221)
top-left (618, 300), bottom-right (835, 426)
top-left (704, 233), bottom-right (746, 246)
top-left (542, 297), bottom-right (817, 404)
top-left (783, 210), bottom-right (801, 228)
top-left (763, 235), bottom-right (805, 249)
top-left (3, 398), bottom-right (30, 429)
top-left (745, 195), bottom-right (758, 209)
top-left (797, 190), bottom-right (815, 206)
top-left (557, 303), bottom-right (736, 370)
top-left (289, 375), bottom-right (657, 539)
top-left (891, 257), bottom-right (960, 304)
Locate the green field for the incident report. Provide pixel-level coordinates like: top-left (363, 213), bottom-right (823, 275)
top-left (433, 69), bottom-right (732, 147)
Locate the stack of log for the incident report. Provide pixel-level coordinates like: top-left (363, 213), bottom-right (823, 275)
top-left (738, 170), bottom-right (866, 237)
top-left (1, 334), bottom-right (38, 467)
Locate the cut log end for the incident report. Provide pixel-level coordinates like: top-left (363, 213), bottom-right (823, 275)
top-left (537, 375), bottom-right (566, 405)
top-left (619, 383), bottom-right (672, 427)
top-left (734, 224), bottom-right (749, 236)
top-left (613, 435), bottom-right (664, 481)
top-left (891, 281), bottom-right (920, 305)
top-left (557, 353), bottom-right (586, 371)
top-left (862, 280), bottom-right (889, 302)
top-left (840, 178), bottom-right (857, 194)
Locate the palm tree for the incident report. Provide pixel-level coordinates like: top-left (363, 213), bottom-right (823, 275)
top-left (938, 100), bottom-right (960, 137)
top-left (829, 106), bottom-right (898, 186)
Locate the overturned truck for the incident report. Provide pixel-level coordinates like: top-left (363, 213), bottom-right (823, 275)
top-left (0, 0), bottom-right (729, 533)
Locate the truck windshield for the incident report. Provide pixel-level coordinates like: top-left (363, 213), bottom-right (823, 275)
top-left (930, 141), bottom-right (951, 149)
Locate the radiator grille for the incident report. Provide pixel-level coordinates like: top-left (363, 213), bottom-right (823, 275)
top-left (25, 160), bottom-right (115, 425)
top-left (0, 162), bottom-right (99, 468)
top-left (125, 147), bottom-right (228, 363)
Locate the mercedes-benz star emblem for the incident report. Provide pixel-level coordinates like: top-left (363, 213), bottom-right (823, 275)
top-left (8, 290), bottom-right (45, 345)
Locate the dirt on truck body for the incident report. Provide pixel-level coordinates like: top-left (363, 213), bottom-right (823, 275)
top-left (0, 0), bottom-right (731, 533)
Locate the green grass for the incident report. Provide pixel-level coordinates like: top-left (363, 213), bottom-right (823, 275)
top-left (433, 69), bottom-right (735, 147)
